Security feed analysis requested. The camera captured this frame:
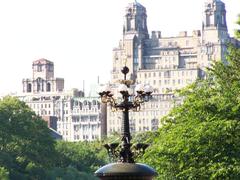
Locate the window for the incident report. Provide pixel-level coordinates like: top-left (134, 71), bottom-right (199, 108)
top-left (37, 65), bottom-right (42, 72)
top-left (222, 15), bottom-right (225, 25)
top-left (27, 83), bottom-right (32, 92)
top-left (36, 78), bottom-right (42, 92)
top-left (47, 83), bottom-right (51, 92)
top-left (164, 71), bottom-right (170, 78)
top-left (37, 83), bottom-right (41, 92)
top-left (48, 65), bottom-right (53, 72)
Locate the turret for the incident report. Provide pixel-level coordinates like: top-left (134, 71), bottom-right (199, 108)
top-left (123, 1), bottom-right (149, 40)
top-left (202, 0), bottom-right (229, 43)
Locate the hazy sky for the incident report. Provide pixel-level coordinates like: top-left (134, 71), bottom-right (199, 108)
top-left (0, 0), bottom-right (239, 95)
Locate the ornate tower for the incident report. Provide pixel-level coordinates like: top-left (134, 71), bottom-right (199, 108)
top-left (123, 1), bottom-right (148, 39)
top-left (22, 58), bottom-right (64, 93)
top-left (202, 0), bottom-right (228, 41)
top-left (112, 1), bottom-right (148, 83)
top-left (202, 0), bottom-right (229, 62)
top-left (32, 59), bottom-right (54, 81)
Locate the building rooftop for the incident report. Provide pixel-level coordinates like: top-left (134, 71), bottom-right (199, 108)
top-left (33, 58), bottom-right (53, 65)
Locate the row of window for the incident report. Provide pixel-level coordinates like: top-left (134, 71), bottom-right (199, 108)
top-left (77, 134), bottom-right (98, 140)
top-left (29, 103), bottom-right (51, 109)
top-left (109, 126), bottom-right (150, 133)
top-left (59, 130), bottom-right (69, 136)
top-left (138, 79), bottom-right (193, 87)
top-left (57, 123), bottom-right (69, 129)
top-left (72, 108), bottom-right (99, 113)
top-left (149, 40), bottom-right (191, 48)
top-left (138, 70), bottom-right (195, 78)
top-left (34, 64), bottom-right (53, 72)
top-left (109, 112), bottom-right (168, 126)
top-left (73, 100), bottom-right (100, 106)
top-left (26, 82), bottom-right (52, 93)
top-left (109, 108), bottom-right (171, 117)
top-left (36, 110), bottom-right (51, 116)
top-left (72, 116), bottom-right (98, 123)
top-left (58, 117), bottom-right (69, 122)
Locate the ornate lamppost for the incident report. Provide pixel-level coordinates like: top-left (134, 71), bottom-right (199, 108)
top-left (95, 66), bottom-right (157, 180)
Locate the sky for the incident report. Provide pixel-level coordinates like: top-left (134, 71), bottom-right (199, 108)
top-left (0, 0), bottom-right (239, 95)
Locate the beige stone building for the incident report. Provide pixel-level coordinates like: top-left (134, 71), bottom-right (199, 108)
top-left (22, 58), bottom-right (64, 93)
top-left (19, 59), bottom-right (106, 141)
top-left (108, 94), bottom-right (177, 134)
top-left (108, 0), bottom-right (239, 135)
top-left (71, 97), bottom-right (102, 141)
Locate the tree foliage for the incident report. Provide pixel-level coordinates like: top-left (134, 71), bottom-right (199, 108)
top-left (143, 43), bottom-right (240, 179)
top-left (46, 167), bottom-right (97, 180)
top-left (54, 140), bottom-right (108, 173)
top-left (0, 97), bottom-right (108, 179)
top-left (0, 167), bottom-right (9, 180)
top-left (235, 14), bottom-right (240, 39)
top-left (0, 96), bottom-right (56, 179)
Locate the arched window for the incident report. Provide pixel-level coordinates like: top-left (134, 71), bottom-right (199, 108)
top-left (47, 82), bottom-right (51, 92)
top-left (75, 101), bottom-right (78, 106)
top-left (36, 78), bottom-right (42, 92)
top-left (27, 83), bottom-right (32, 93)
top-left (37, 83), bottom-right (41, 92)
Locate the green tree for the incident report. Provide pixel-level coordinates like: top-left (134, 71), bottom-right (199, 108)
top-left (0, 96), bottom-right (56, 179)
top-left (46, 167), bottom-right (97, 180)
top-left (0, 96), bottom-right (110, 179)
top-left (55, 141), bottom-right (108, 174)
top-left (143, 39), bottom-right (240, 179)
top-left (0, 167), bottom-right (9, 180)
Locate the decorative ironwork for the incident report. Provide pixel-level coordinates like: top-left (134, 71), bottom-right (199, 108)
top-left (98, 66), bottom-right (153, 163)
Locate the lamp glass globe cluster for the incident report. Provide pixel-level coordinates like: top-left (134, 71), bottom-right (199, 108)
top-left (98, 82), bottom-right (153, 111)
